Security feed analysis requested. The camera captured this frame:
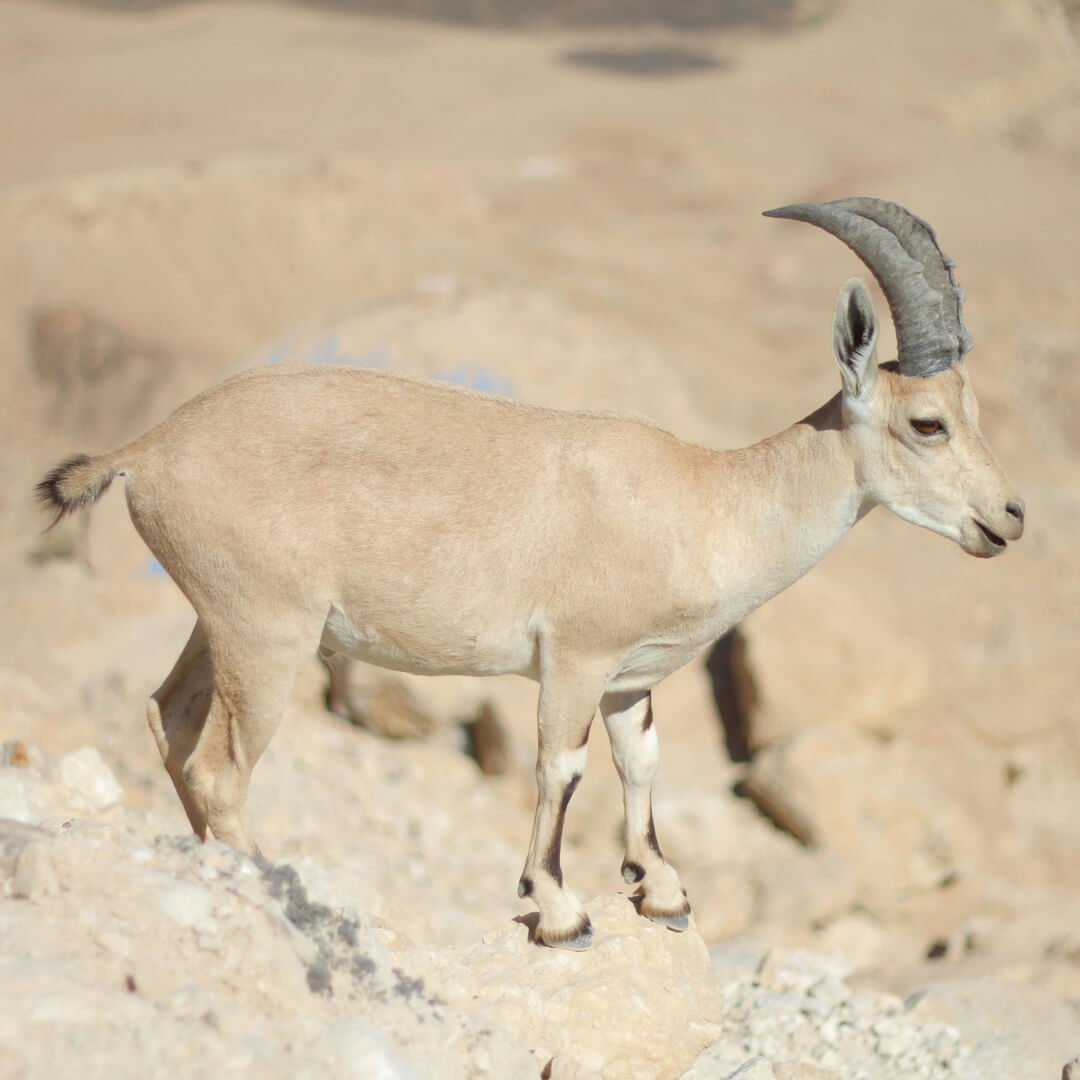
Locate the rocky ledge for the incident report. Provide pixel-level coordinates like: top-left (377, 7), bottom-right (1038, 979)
top-left (1, 747), bottom-right (1078, 1080)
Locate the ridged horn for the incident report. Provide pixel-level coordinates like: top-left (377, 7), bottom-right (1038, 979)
top-left (763, 197), bottom-right (973, 377)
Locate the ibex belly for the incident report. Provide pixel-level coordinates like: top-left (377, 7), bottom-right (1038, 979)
top-left (320, 602), bottom-right (539, 679)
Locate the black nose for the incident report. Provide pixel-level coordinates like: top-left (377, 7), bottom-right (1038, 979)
top-left (1006, 500), bottom-right (1025, 525)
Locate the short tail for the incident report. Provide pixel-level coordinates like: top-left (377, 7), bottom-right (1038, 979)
top-left (36, 453), bottom-right (119, 530)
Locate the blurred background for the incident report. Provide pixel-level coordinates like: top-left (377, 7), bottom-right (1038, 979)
top-left (1, 0), bottom-right (1079, 1003)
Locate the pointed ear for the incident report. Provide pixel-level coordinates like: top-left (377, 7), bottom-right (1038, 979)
top-left (833, 277), bottom-right (879, 400)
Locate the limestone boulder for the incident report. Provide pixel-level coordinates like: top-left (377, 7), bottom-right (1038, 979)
top-left (403, 893), bottom-right (724, 1080)
top-left (0, 817), bottom-right (537, 1080)
top-left (737, 724), bottom-right (998, 908)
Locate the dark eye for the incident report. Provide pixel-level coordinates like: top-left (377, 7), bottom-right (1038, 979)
top-left (911, 419), bottom-right (944, 436)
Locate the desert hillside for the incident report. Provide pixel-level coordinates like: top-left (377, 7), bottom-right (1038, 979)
top-left (1, 1), bottom-right (1079, 1077)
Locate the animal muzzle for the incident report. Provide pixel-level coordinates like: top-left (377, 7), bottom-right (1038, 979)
top-left (970, 497), bottom-right (1025, 557)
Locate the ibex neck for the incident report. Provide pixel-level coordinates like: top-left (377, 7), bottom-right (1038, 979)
top-left (703, 392), bottom-right (864, 626)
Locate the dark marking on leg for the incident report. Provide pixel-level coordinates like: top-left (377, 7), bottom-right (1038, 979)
top-left (642, 698), bottom-right (653, 732)
top-left (558, 772), bottom-right (582, 817)
top-left (576, 721), bottom-right (593, 749)
top-left (646, 809), bottom-right (664, 858)
top-left (517, 875), bottom-right (534, 899)
top-left (621, 860), bottom-right (645, 884)
top-left (540, 772), bottom-right (582, 888)
top-left (541, 848), bottom-right (563, 887)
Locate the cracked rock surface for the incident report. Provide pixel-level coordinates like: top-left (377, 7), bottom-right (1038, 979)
top-left (3, 767), bottom-right (1079, 1079)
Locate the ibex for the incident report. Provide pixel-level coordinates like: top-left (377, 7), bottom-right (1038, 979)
top-left (38, 199), bottom-right (1024, 949)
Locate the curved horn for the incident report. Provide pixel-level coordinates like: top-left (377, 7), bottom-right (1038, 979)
top-left (763, 197), bottom-right (973, 377)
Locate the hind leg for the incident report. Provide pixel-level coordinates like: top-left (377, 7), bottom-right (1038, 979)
top-left (147, 619), bottom-right (214, 838)
top-left (147, 616), bottom-right (316, 855)
top-left (601, 690), bottom-right (691, 930)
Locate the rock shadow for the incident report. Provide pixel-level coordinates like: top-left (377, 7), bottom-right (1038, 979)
top-left (513, 911), bottom-right (541, 944)
top-left (559, 44), bottom-right (728, 78)
top-left (43, 0), bottom-right (800, 32)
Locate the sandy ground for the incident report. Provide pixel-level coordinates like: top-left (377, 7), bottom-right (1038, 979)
top-left (1, 0), bottom-right (1079, 1058)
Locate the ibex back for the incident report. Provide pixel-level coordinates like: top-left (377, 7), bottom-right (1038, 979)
top-left (38, 199), bottom-right (1024, 949)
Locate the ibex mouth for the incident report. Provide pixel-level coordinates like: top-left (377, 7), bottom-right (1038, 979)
top-left (975, 520), bottom-right (1007, 549)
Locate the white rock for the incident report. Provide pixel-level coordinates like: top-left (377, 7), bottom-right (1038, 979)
top-left (802, 975), bottom-right (849, 1019)
top-left (96, 930), bottom-right (134, 959)
top-left (0, 772), bottom-right (32, 822)
top-left (874, 1032), bottom-right (907, 1059)
top-left (757, 948), bottom-right (853, 993)
top-left (161, 983), bottom-right (219, 1024)
top-left (157, 881), bottom-right (214, 928)
top-left (54, 747), bottom-right (125, 812)
top-left (299, 1019), bottom-right (424, 1080)
top-left (773, 1065), bottom-right (843, 1080)
top-left (13, 842), bottom-right (59, 899)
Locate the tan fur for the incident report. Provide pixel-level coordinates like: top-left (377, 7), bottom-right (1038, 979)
top-left (38, 277), bottom-right (1023, 948)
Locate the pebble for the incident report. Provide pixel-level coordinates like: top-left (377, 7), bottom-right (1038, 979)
top-left (1, 740), bottom-right (47, 770)
top-left (0, 772), bottom-right (33, 822)
top-left (299, 1018), bottom-right (424, 1079)
top-left (875, 1033), bottom-right (907, 1059)
top-left (757, 948), bottom-right (853, 992)
top-left (96, 930), bottom-right (134, 959)
top-left (803, 976), bottom-right (849, 1018)
top-left (55, 747), bottom-right (125, 812)
top-left (13, 841), bottom-right (59, 899)
top-left (162, 984), bottom-right (220, 1026)
top-left (157, 882), bottom-right (214, 928)
top-left (775, 1066), bottom-right (842, 1080)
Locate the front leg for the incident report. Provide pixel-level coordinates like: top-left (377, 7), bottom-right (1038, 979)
top-left (518, 669), bottom-right (603, 950)
top-left (601, 690), bottom-right (691, 930)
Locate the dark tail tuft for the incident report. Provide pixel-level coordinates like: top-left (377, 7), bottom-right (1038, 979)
top-left (36, 453), bottom-right (117, 530)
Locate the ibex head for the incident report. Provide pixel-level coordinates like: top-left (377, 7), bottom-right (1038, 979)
top-left (765, 197), bottom-right (1025, 557)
